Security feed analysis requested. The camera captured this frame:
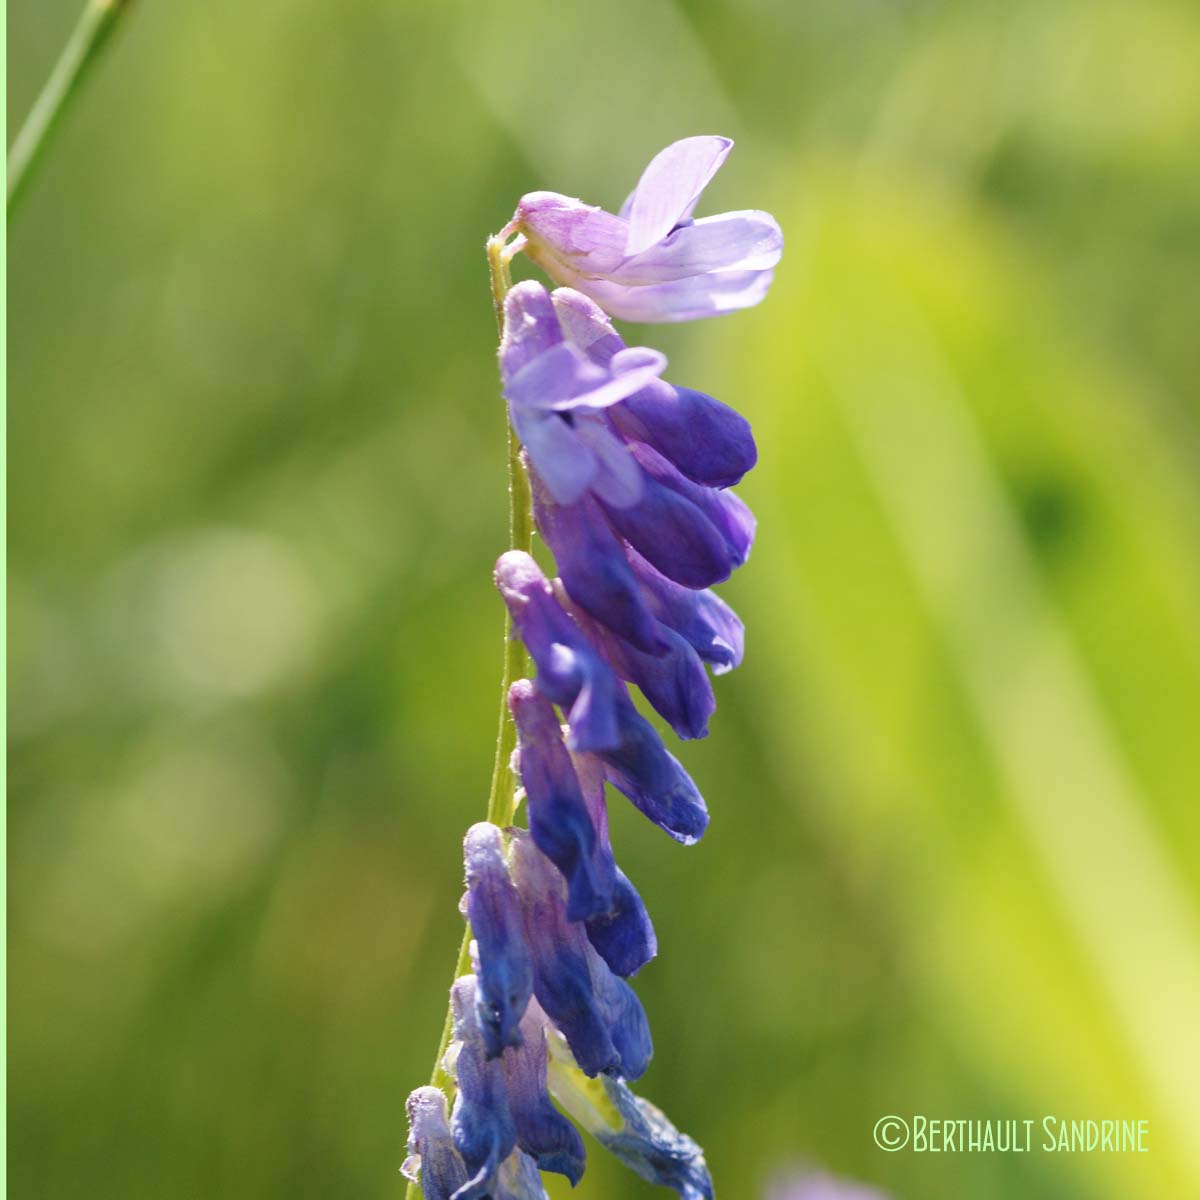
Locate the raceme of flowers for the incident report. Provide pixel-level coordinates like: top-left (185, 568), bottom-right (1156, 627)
top-left (403, 136), bottom-right (782, 1200)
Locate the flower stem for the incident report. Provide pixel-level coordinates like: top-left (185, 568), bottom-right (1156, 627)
top-left (7, 0), bottom-right (135, 220)
top-left (404, 231), bottom-right (531, 1199)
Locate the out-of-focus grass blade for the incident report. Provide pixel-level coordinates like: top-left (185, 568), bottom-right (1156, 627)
top-left (713, 164), bottom-right (1200, 1200)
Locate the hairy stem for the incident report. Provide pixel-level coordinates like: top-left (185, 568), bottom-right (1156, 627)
top-left (404, 231), bottom-right (531, 1198)
top-left (8, 0), bottom-right (135, 219)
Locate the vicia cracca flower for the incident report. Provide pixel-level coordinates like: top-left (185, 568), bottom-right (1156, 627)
top-left (404, 135), bottom-right (780, 1200)
top-left (515, 135), bottom-right (782, 322)
top-left (764, 1169), bottom-right (890, 1200)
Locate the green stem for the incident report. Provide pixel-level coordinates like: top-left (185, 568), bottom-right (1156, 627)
top-left (7, 0), bottom-right (135, 220)
top-left (404, 232), bottom-right (531, 1198)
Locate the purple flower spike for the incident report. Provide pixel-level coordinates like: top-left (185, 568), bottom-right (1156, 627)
top-left (402, 1087), bottom-right (470, 1200)
top-left (501, 999), bottom-right (587, 1185)
top-left (573, 752), bottom-right (658, 978)
top-left (501, 281), bottom-right (666, 507)
top-left (509, 680), bottom-right (615, 922)
top-left (510, 831), bottom-right (652, 1080)
top-left (495, 550), bottom-right (620, 753)
top-left (447, 976), bottom-right (517, 1198)
top-left (553, 287), bottom-right (757, 488)
top-left (463, 823), bottom-right (534, 1058)
top-left (516, 136), bottom-right (782, 323)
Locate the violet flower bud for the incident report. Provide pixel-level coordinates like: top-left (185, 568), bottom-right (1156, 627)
top-left (500, 999), bottom-right (586, 1185)
top-left (402, 1086), bottom-right (469, 1200)
top-left (463, 823), bottom-right (534, 1058)
top-left (447, 976), bottom-right (517, 1197)
top-left (509, 831), bottom-right (652, 1080)
top-left (545, 1046), bottom-right (714, 1200)
top-left (599, 692), bottom-right (710, 845)
top-left (572, 750), bottom-right (658, 978)
top-left (494, 550), bottom-right (621, 753)
top-left (508, 680), bottom-right (615, 922)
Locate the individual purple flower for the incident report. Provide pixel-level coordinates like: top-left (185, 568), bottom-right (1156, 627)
top-left (533, 455), bottom-right (744, 604)
top-left (402, 1086), bottom-right (469, 1200)
top-left (495, 550), bottom-right (622, 752)
top-left (572, 750), bottom-right (657, 978)
top-left (447, 976), bottom-right (518, 1198)
top-left (529, 471), bottom-right (746, 676)
top-left (508, 679), bottom-right (615, 922)
top-left (515, 135), bottom-right (782, 322)
top-left (545, 1057), bottom-right (713, 1200)
top-left (509, 831), bottom-right (652, 1080)
top-left (500, 281), bottom-right (665, 508)
top-left (612, 441), bottom-right (757, 579)
top-left (596, 1077), bottom-right (714, 1200)
top-left (626, 546), bottom-right (744, 675)
top-left (529, 476), bottom-right (666, 655)
top-left (500, 999), bottom-right (586, 1185)
top-left (559, 582), bottom-right (715, 742)
top-left (598, 692), bottom-right (710, 845)
top-left (463, 823), bottom-right (534, 1058)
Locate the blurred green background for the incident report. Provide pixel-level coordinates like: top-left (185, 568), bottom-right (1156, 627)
top-left (8, 1), bottom-right (1200, 1197)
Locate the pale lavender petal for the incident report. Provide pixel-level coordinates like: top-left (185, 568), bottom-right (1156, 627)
top-left (625, 136), bottom-right (733, 256)
top-left (504, 341), bottom-right (609, 412)
top-left (500, 281), bottom-right (564, 377)
top-left (570, 414), bottom-right (643, 508)
top-left (570, 268), bottom-right (776, 324)
top-left (550, 346), bottom-right (667, 412)
top-left (614, 211), bottom-right (783, 284)
top-left (552, 287), bottom-right (624, 363)
top-left (510, 405), bottom-right (596, 505)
